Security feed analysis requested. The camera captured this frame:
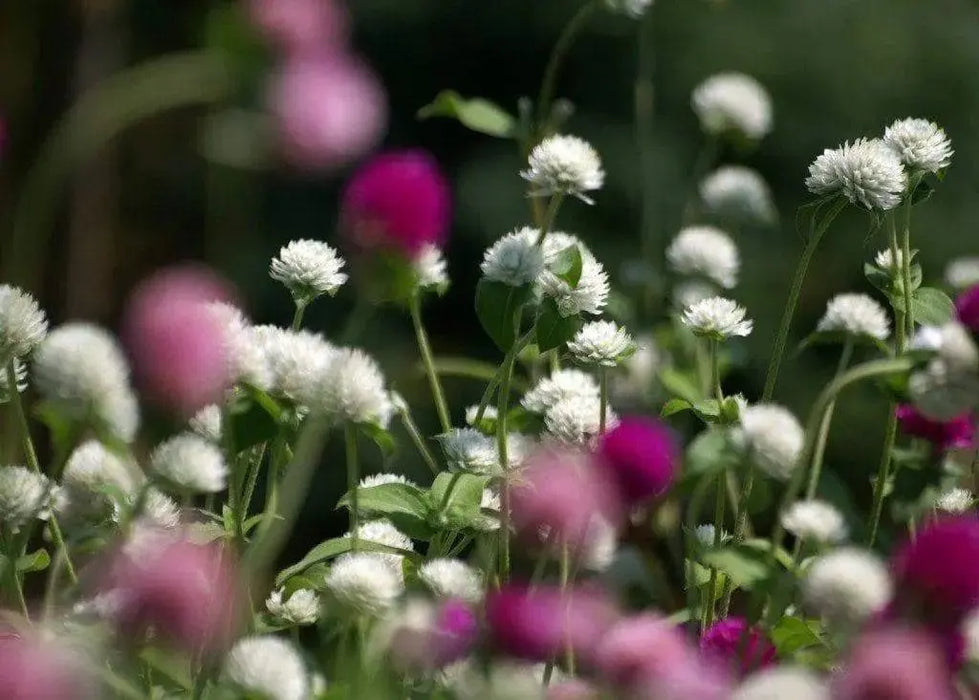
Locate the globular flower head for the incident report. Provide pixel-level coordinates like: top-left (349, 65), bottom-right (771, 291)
top-left (955, 284), bottom-right (979, 333)
top-left (0, 465), bottom-right (52, 529)
top-left (682, 296), bottom-right (753, 340)
top-left (737, 404), bottom-right (804, 480)
top-left (60, 440), bottom-right (138, 522)
top-left (946, 257), bottom-right (979, 290)
top-left (700, 617), bottom-right (777, 678)
top-left (0, 635), bottom-right (95, 700)
top-left (804, 548), bottom-right (892, 623)
top-left (248, 0), bottom-right (348, 55)
top-left (874, 247), bottom-right (905, 273)
top-left (325, 552), bottom-right (404, 616)
top-left (189, 404), bottom-right (222, 443)
top-left (341, 149), bottom-right (451, 258)
top-left (538, 232), bottom-right (610, 317)
top-left (805, 138), bottom-right (907, 211)
top-left (908, 324), bottom-right (979, 421)
top-left (666, 226), bottom-right (740, 289)
top-left (699, 166), bottom-right (776, 225)
top-left (597, 416), bottom-right (679, 506)
top-left (543, 395), bottom-right (615, 446)
top-left (603, 0), bottom-right (654, 18)
top-left (418, 558), bottom-right (483, 603)
top-left (936, 488), bottom-right (973, 515)
top-left (260, 328), bottom-right (337, 406)
top-left (816, 293), bottom-right (890, 342)
top-left (385, 598), bottom-right (479, 670)
top-left (151, 433), bottom-right (227, 495)
top-left (895, 404), bottom-right (975, 452)
top-left (437, 427), bottom-right (500, 474)
top-left (314, 347), bottom-right (392, 426)
top-left (270, 239), bottom-right (347, 303)
top-left (567, 320), bottom-right (636, 367)
top-left (0, 284), bottom-right (48, 362)
top-left (781, 499), bottom-right (848, 544)
top-left (480, 227), bottom-right (545, 287)
top-left (521, 134), bottom-right (605, 204)
top-left (733, 666), bottom-right (827, 700)
top-left (266, 588), bottom-right (320, 625)
top-left (223, 635), bottom-right (308, 700)
top-left (414, 243), bottom-right (450, 294)
top-left (343, 519), bottom-right (413, 579)
top-left (522, 368), bottom-right (599, 414)
top-left (691, 72), bottom-right (772, 142)
top-left (883, 117), bottom-right (953, 174)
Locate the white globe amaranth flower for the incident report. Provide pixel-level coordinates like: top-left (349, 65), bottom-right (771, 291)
top-left (682, 296), bottom-right (753, 339)
top-left (781, 500), bottom-right (848, 544)
top-left (418, 558), bottom-right (483, 603)
top-left (0, 465), bottom-right (52, 529)
top-left (150, 432), bottom-right (228, 494)
top-left (691, 72), bottom-right (772, 141)
top-left (475, 488), bottom-right (502, 532)
top-left (883, 117), bottom-right (953, 173)
top-left (312, 347), bottom-right (392, 427)
top-left (803, 547), bottom-right (891, 622)
top-left (414, 243), bottom-right (449, 293)
top-left (694, 523), bottom-right (731, 548)
top-left (521, 134), bottom-right (605, 204)
top-left (816, 293), bottom-right (890, 341)
top-left (480, 227), bottom-right (545, 287)
top-left (538, 232), bottom-right (610, 317)
top-left (946, 257), bottom-right (979, 290)
top-left (223, 635), bottom-right (308, 700)
top-left (567, 320), bottom-right (636, 367)
top-left (60, 440), bottom-right (138, 520)
top-left (0, 357), bottom-right (27, 404)
top-left (874, 248), bottom-right (905, 272)
top-left (666, 226), bottom-right (740, 289)
top-left (733, 666), bottom-right (828, 700)
top-left (438, 428), bottom-right (500, 474)
top-left (936, 488), bottom-right (973, 514)
top-left (738, 404), bottom-right (804, 480)
top-left (543, 395), bottom-right (616, 445)
top-left (964, 608), bottom-right (979, 662)
top-left (269, 238), bottom-right (347, 302)
top-left (673, 280), bottom-right (717, 311)
top-left (522, 368), bottom-right (599, 413)
top-left (258, 327), bottom-right (337, 404)
top-left (266, 588), bottom-right (321, 625)
top-left (446, 661), bottom-right (560, 700)
top-left (325, 552), bottom-right (404, 616)
top-left (139, 488), bottom-right (181, 529)
top-left (189, 404), bottom-right (222, 443)
top-left (0, 284), bottom-right (48, 362)
top-left (582, 516), bottom-right (618, 571)
top-left (359, 473), bottom-right (416, 489)
top-left (344, 519), bottom-right (414, 577)
top-left (206, 303), bottom-right (275, 391)
top-left (805, 138), bottom-right (907, 211)
top-left (699, 166), bottom-right (776, 225)
top-left (603, 0), bottom-right (653, 18)
top-left (909, 322), bottom-right (979, 420)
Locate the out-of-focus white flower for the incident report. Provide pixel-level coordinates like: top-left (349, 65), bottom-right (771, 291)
top-left (140, 488), bottom-right (181, 529)
top-left (946, 257), bottom-right (979, 290)
top-left (611, 334), bottom-right (660, 401)
top-left (682, 296), bottom-right (753, 339)
top-left (60, 440), bottom-right (137, 520)
top-left (0, 284), bottom-right (48, 362)
top-left (805, 138), bottom-right (907, 211)
top-left (224, 635), bottom-right (308, 700)
top-left (521, 134), bottom-right (605, 204)
top-left (481, 228), bottom-right (545, 287)
top-left (673, 280), bottom-right (717, 310)
top-left (909, 322), bottom-right (979, 420)
top-left (544, 395), bottom-right (616, 445)
top-left (438, 428), bottom-right (499, 474)
top-left (269, 238), bottom-right (347, 302)
top-left (603, 0), bottom-right (653, 18)
top-left (314, 347), bottom-right (392, 426)
top-left (816, 293), bottom-right (890, 341)
top-left (583, 516), bottom-right (618, 571)
top-left (260, 327), bottom-right (337, 405)
top-left (266, 588), bottom-right (321, 625)
top-left (666, 226), bottom-right (740, 288)
top-left (694, 523), bottom-right (731, 548)
top-left (360, 473), bottom-right (416, 489)
top-left (874, 248), bottom-right (905, 273)
top-left (803, 548), bottom-right (892, 622)
top-left (0, 357), bottom-right (27, 403)
top-left (325, 552), bottom-right (404, 616)
top-left (418, 559), bottom-right (483, 603)
top-left (883, 117), bottom-right (952, 173)
top-left (691, 72), bottom-right (772, 141)
top-left (476, 488), bottom-right (502, 532)
top-left (445, 660), bottom-right (557, 700)
top-left (150, 433), bottom-right (228, 494)
top-left (538, 232), bottom-right (610, 317)
top-left (0, 465), bottom-right (52, 529)
top-left (189, 404), bottom-right (222, 443)
top-left (523, 368), bottom-right (599, 413)
top-left (781, 500), bottom-right (848, 544)
top-left (699, 166), bottom-right (776, 225)
top-left (734, 666), bottom-right (828, 700)
top-left (344, 519), bottom-right (413, 577)
top-left (207, 303), bottom-right (275, 391)
top-left (936, 488), bottom-right (973, 514)
top-left (567, 321), bottom-right (636, 367)
top-left (738, 404), bottom-right (804, 480)
top-left (964, 608), bottom-right (979, 662)
top-left (415, 244), bottom-right (449, 293)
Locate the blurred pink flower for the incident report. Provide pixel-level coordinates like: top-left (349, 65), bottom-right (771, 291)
top-left (340, 149), bottom-right (451, 258)
top-left (271, 54), bottom-right (387, 172)
top-left (248, 0), bottom-right (349, 57)
top-left (597, 416), bottom-right (679, 505)
top-left (388, 598), bottom-right (477, 671)
top-left (122, 264), bottom-right (233, 416)
top-left (699, 616), bottom-right (776, 677)
top-left (895, 404), bottom-right (975, 451)
top-left (0, 635), bottom-right (94, 700)
top-left (955, 284), bottom-right (979, 333)
top-left (547, 679), bottom-right (600, 699)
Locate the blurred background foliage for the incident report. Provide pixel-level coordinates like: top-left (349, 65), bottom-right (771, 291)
top-left (2, 0), bottom-right (979, 561)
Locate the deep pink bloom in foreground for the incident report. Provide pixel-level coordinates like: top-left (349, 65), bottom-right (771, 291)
top-left (0, 635), bottom-right (94, 700)
top-left (956, 284), bottom-right (979, 332)
top-left (432, 598), bottom-right (479, 666)
top-left (389, 598), bottom-right (478, 670)
top-left (895, 404), bottom-right (975, 451)
top-left (248, 0), bottom-right (348, 56)
top-left (699, 616), bottom-right (776, 677)
top-left (597, 416), bottom-right (679, 505)
top-left (340, 149), bottom-right (451, 258)
top-left (122, 264), bottom-right (234, 416)
top-left (833, 626), bottom-right (956, 700)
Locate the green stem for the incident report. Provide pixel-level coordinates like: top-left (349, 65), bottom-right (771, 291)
top-left (397, 408), bottom-right (439, 475)
top-left (97, 667), bottom-right (146, 700)
top-left (290, 301), bottom-right (307, 331)
top-left (535, 1), bottom-right (600, 133)
top-left (710, 339), bottom-right (723, 402)
top-left (2, 530), bottom-right (29, 620)
top-left (259, 440), bottom-right (283, 541)
top-left (345, 425), bottom-right (360, 548)
top-left (599, 368), bottom-right (608, 434)
top-left (534, 194), bottom-right (564, 245)
top-left (701, 470), bottom-right (726, 632)
top-left (410, 293), bottom-right (452, 433)
top-left (475, 331), bottom-right (533, 424)
top-left (685, 473), bottom-right (714, 623)
top-left (239, 444), bottom-right (269, 534)
top-left (890, 215), bottom-right (907, 352)
top-left (720, 462), bottom-right (753, 618)
top-left (496, 339), bottom-right (520, 583)
top-left (805, 341), bottom-right (853, 500)
top-left (428, 357), bottom-right (525, 388)
top-left (867, 411), bottom-right (898, 548)
top-left (901, 197), bottom-right (914, 340)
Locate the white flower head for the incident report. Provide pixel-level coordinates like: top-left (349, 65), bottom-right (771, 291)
top-left (207, 303), bottom-right (275, 391)
top-left (805, 138), bottom-right (907, 211)
top-left (673, 280), bottom-right (717, 310)
top-left (0, 465), bottom-right (52, 529)
top-left (189, 404), bottom-right (222, 443)
top-left (269, 238), bottom-right (347, 302)
top-left (583, 516), bottom-right (618, 571)
top-left (544, 395), bottom-right (616, 446)
top-left (61, 440), bottom-right (137, 519)
top-left (946, 257), bottom-right (979, 290)
top-left (738, 404), bottom-right (804, 480)
top-left (418, 558), bottom-right (483, 603)
top-left (360, 473), bottom-right (416, 489)
top-left (567, 320), bottom-right (636, 367)
top-left (224, 635), bottom-right (308, 700)
top-left (803, 547), bottom-right (892, 622)
top-left (964, 608), bottom-right (979, 663)
top-left (538, 232), bottom-right (610, 317)
top-left (266, 588), bottom-right (320, 625)
top-left (691, 72), bottom-right (773, 141)
top-left (140, 488), bottom-right (181, 529)
top-left (314, 347), bottom-right (392, 426)
top-left (909, 359), bottom-right (979, 421)
top-left (816, 293), bottom-right (890, 341)
top-left (883, 117), bottom-right (952, 173)
top-left (936, 488), bottom-right (973, 514)
top-left (522, 368), bottom-right (599, 413)
top-left (682, 296), bottom-right (753, 339)
top-left (438, 428), bottom-right (500, 474)
top-left (325, 552), bottom-right (404, 616)
top-left (734, 666), bottom-right (828, 700)
top-left (874, 248), bottom-right (905, 272)
top-left (781, 500), bottom-right (848, 544)
top-left (699, 166), bottom-right (776, 225)
top-left (666, 226), bottom-right (740, 288)
top-left (694, 523), bottom-right (731, 548)
top-left (344, 519), bottom-right (413, 577)
top-left (150, 433), bottom-right (227, 494)
top-left (260, 328), bottom-right (337, 407)
top-left (481, 227), bottom-right (545, 287)
top-left (521, 134), bottom-right (605, 204)
top-left (414, 243), bottom-right (450, 294)
top-left (603, 0), bottom-right (653, 18)
top-left (0, 357), bottom-right (27, 404)
top-left (0, 284), bottom-right (48, 362)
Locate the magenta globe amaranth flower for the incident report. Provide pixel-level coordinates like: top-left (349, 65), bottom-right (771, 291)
top-left (0, 635), bottom-right (94, 700)
top-left (597, 416), bottom-right (679, 505)
top-left (699, 616), bottom-right (776, 677)
top-left (340, 149), bottom-right (451, 258)
top-left (432, 598), bottom-right (479, 666)
top-left (895, 404), bottom-right (975, 451)
top-left (388, 598), bottom-right (477, 670)
top-left (248, 0), bottom-right (348, 56)
top-left (955, 284), bottom-right (979, 333)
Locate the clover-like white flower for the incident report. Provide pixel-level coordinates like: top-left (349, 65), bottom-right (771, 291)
top-left (60, 440), bottom-right (138, 520)
top-left (946, 257), bottom-right (979, 290)
top-left (544, 395), bottom-right (616, 445)
top-left (314, 347), bottom-right (393, 426)
top-left (189, 404), bottom-right (222, 443)
top-left (682, 296), bottom-right (753, 339)
top-left (418, 559), bottom-right (483, 603)
top-left (261, 327), bottom-right (337, 405)
top-left (816, 293), bottom-right (890, 341)
top-left (224, 635), bottom-right (308, 700)
top-left (691, 72), bottom-right (773, 141)
top-left (673, 280), bottom-right (717, 310)
top-left (803, 548), bottom-right (892, 623)
top-left (414, 243), bottom-right (449, 293)
top-left (738, 404), bottom-right (804, 481)
top-left (805, 138), bottom-right (907, 211)
top-left (359, 473), bottom-right (416, 489)
top-left (438, 428), bottom-right (499, 474)
top-left (325, 552), bottom-right (404, 616)
top-left (481, 227), bottom-right (545, 286)
top-left (0, 284), bottom-right (48, 362)
top-left (883, 117), bottom-right (952, 173)
top-left (874, 248), bottom-right (905, 273)
top-left (694, 523), bottom-right (731, 548)
top-left (666, 226), bottom-right (740, 289)
top-left (936, 488), bottom-right (973, 514)
top-left (150, 433), bottom-right (227, 494)
top-left (699, 166), bottom-right (776, 224)
top-left (603, 0), bottom-right (653, 18)
top-left (269, 238), bottom-right (347, 302)
top-left (343, 519), bottom-right (414, 577)
top-left (521, 134), bottom-right (605, 204)
top-left (781, 500), bottom-right (848, 544)
top-left (140, 488), bottom-right (181, 529)
top-left (0, 465), bottom-right (52, 529)
top-left (266, 588), bottom-right (320, 625)
top-left (567, 321), bottom-right (636, 367)
top-left (522, 368), bottom-right (599, 413)
top-left (582, 516), bottom-right (618, 571)
top-left (733, 667), bottom-right (828, 700)
top-left (538, 233), bottom-right (610, 317)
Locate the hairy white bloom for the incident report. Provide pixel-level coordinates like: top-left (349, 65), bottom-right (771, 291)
top-left (150, 433), bottom-right (227, 493)
top-left (946, 257), bottom-right (979, 290)
top-left (313, 347), bottom-right (392, 426)
top-left (583, 516), bottom-right (618, 571)
top-left (0, 285), bottom-right (48, 362)
top-left (544, 395), bottom-right (616, 445)
top-left (522, 368), bottom-right (599, 413)
top-left (604, 0), bottom-right (653, 18)
top-left (567, 321), bottom-right (636, 367)
top-left (691, 72), bottom-right (772, 141)
top-left (140, 488), bottom-right (181, 529)
top-left (816, 293), bottom-right (890, 341)
top-left (189, 404), bottom-right (222, 443)
top-left (476, 488), bottom-right (502, 532)
top-left (270, 238), bottom-right (347, 302)
top-left (804, 548), bottom-right (891, 622)
top-left (521, 134), bottom-right (605, 204)
top-left (909, 322), bottom-right (979, 420)
top-left (739, 404), bottom-right (804, 480)
top-left (538, 233), bottom-right (610, 317)
top-left (0, 465), bottom-right (52, 528)
top-left (612, 334), bottom-right (660, 400)
top-left (666, 226), bottom-right (740, 288)
top-left (699, 166), bottom-right (776, 224)
top-left (259, 327), bottom-right (337, 405)
top-left (438, 428), bottom-right (499, 474)
top-left (781, 500), bottom-right (848, 544)
top-left (734, 667), bottom-right (828, 700)
top-left (61, 440), bottom-right (137, 520)
top-left (883, 117), bottom-right (952, 173)
top-left (207, 303), bottom-right (274, 391)
top-left (805, 138), bottom-right (907, 211)
top-left (418, 559), bottom-right (483, 603)
top-left (360, 473), bottom-right (416, 489)
top-left (673, 280), bottom-right (717, 310)
top-left (415, 244), bottom-right (449, 293)
top-left (936, 488), bottom-right (972, 514)
top-left (694, 523), bottom-right (731, 548)
top-left (344, 519), bottom-right (413, 577)
top-left (266, 588), bottom-right (320, 625)
top-left (224, 635), bottom-right (308, 700)
top-left (326, 552), bottom-right (404, 616)
top-left (682, 296), bottom-right (753, 339)
top-left (964, 608), bottom-right (979, 663)
top-left (0, 357), bottom-right (27, 403)
top-left (874, 248), bottom-right (905, 272)
top-left (481, 227), bottom-right (545, 286)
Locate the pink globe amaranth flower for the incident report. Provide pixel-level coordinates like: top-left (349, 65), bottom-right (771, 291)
top-left (122, 264), bottom-right (234, 416)
top-left (271, 54), bottom-right (387, 172)
top-left (248, 0), bottom-right (348, 57)
top-left (597, 416), bottom-right (679, 505)
top-left (895, 404), bottom-right (975, 451)
top-left (593, 613), bottom-right (696, 688)
top-left (0, 635), bottom-right (94, 700)
top-left (955, 284), bottom-right (979, 333)
top-left (892, 515), bottom-right (979, 625)
top-left (389, 598), bottom-right (477, 670)
top-left (432, 598), bottom-right (479, 666)
top-left (486, 584), bottom-right (618, 663)
top-left (699, 616), bottom-right (776, 678)
top-left (547, 679), bottom-right (600, 700)
top-left (340, 149), bottom-right (451, 258)
top-left (833, 626), bottom-right (956, 700)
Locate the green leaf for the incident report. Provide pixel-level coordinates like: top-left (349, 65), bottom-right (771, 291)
top-left (428, 472), bottom-right (492, 531)
top-left (16, 549), bottom-right (50, 574)
top-left (660, 398), bottom-right (693, 417)
top-left (337, 483), bottom-right (434, 540)
top-left (691, 399), bottom-right (722, 423)
top-left (771, 616), bottom-right (824, 656)
top-left (358, 422), bottom-right (397, 457)
top-left (417, 90), bottom-right (516, 138)
top-left (275, 537), bottom-right (419, 587)
top-left (549, 245), bottom-right (583, 287)
top-left (535, 298), bottom-right (582, 353)
top-left (911, 180), bottom-right (935, 206)
top-left (681, 429), bottom-right (740, 483)
top-left (227, 390), bottom-right (281, 453)
top-left (657, 368), bottom-right (701, 405)
top-left (701, 544), bottom-right (772, 591)
top-left (911, 287), bottom-right (955, 325)
top-left (475, 279), bottom-right (530, 351)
